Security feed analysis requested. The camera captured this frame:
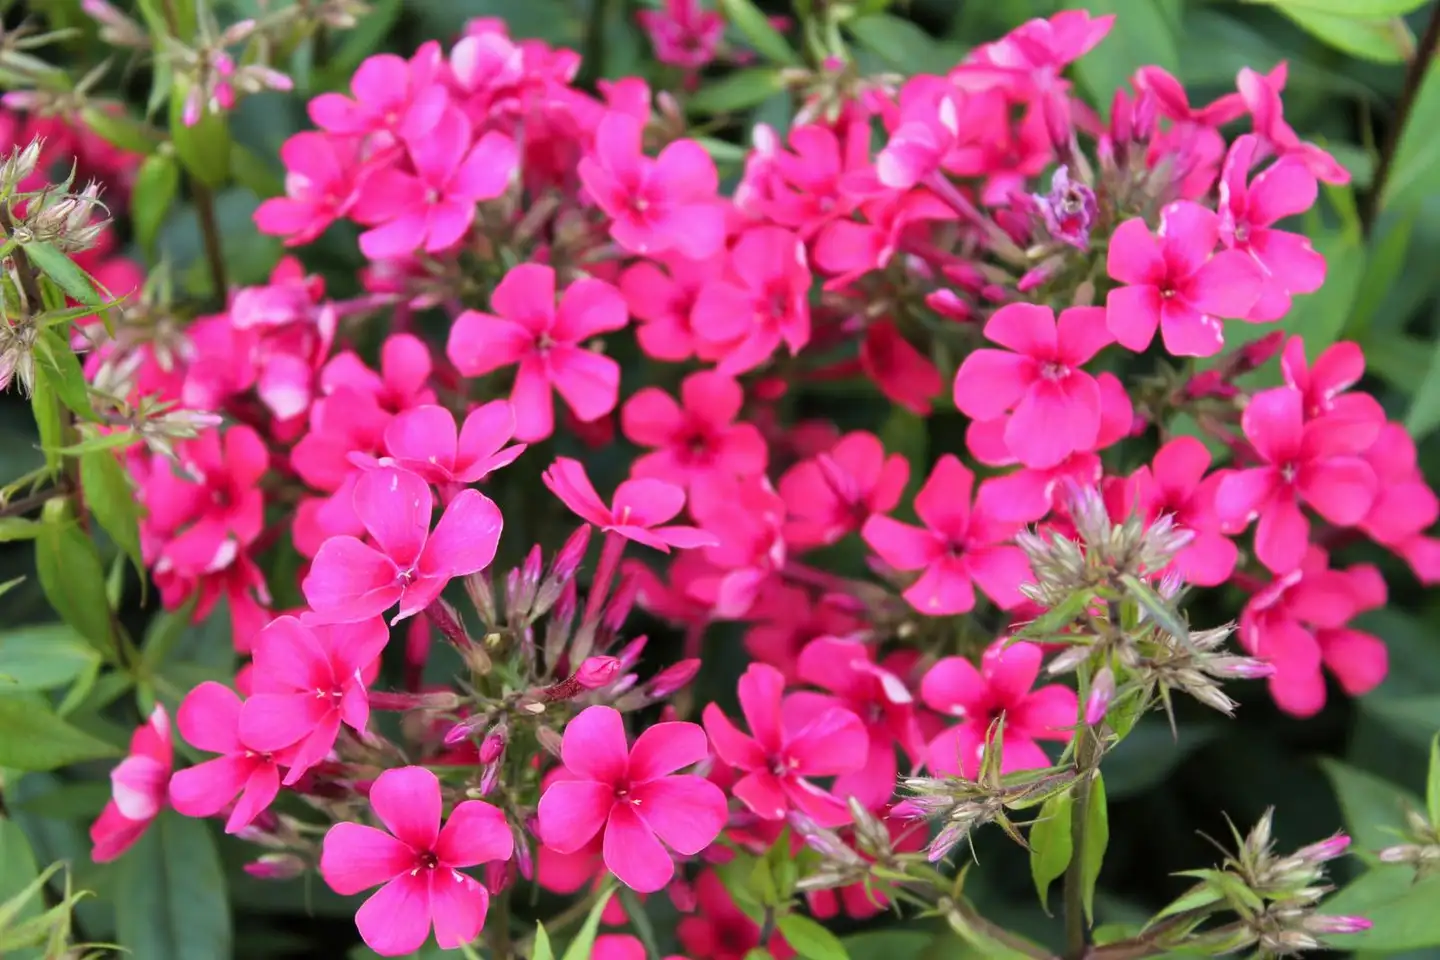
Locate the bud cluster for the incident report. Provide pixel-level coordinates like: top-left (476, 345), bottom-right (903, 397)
top-left (1377, 806), bottom-right (1440, 880)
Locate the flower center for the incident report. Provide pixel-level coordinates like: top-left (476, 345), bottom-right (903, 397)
top-left (415, 850), bottom-right (439, 873)
top-left (1040, 361), bottom-right (1069, 381)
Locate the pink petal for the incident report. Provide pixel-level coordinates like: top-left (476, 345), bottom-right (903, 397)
top-left (543, 457), bottom-right (612, 526)
top-left (920, 656), bottom-right (986, 716)
top-left (785, 707), bottom-right (868, 776)
top-left (732, 770), bottom-right (789, 820)
top-left (549, 345), bottom-right (621, 423)
top-left (861, 515), bottom-right (939, 571)
top-left (561, 705), bottom-right (629, 783)
top-left (429, 869), bottom-right (489, 950)
top-left (1186, 250), bottom-right (1264, 318)
top-left (553, 277), bottom-right (629, 343)
top-left (446, 312), bottom-right (534, 377)
top-left (622, 388), bottom-right (684, 447)
top-left (1215, 467), bottom-right (1280, 526)
top-left (1107, 218), bottom-right (1165, 285)
top-left (1158, 300), bottom-right (1225, 358)
top-left (510, 355), bottom-right (556, 442)
top-left (1250, 230), bottom-right (1325, 294)
top-left (701, 704), bottom-right (766, 770)
top-left (176, 681), bottom-right (243, 754)
top-left (903, 556), bottom-right (976, 615)
top-left (354, 466), bottom-right (433, 568)
top-left (452, 131), bottom-right (517, 200)
top-left (1013, 685), bottom-right (1079, 740)
top-left (628, 722), bottom-right (710, 781)
top-left (914, 455), bottom-right (974, 538)
top-left (682, 370), bottom-right (744, 426)
top-left (370, 766), bottom-right (442, 853)
top-left (491, 263), bottom-right (556, 330)
top-left (1176, 533), bottom-right (1239, 587)
top-left (1158, 202), bottom-right (1220, 278)
top-left (1319, 628), bottom-right (1387, 696)
top-left (1055, 306), bottom-right (1113, 366)
top-left (1105, 284), bottom-right (1162, 353)
top-left (238, 692), bottom-right (331, 753)
top-left (226, 763), bottom-right (281, 833)
top-left (456, 399), bottom-right (518, 469)
top-left (168, 755), bottom-right (251, 818)
top-left (630, 775), bottom-right (727, 855)
top-left (435, 800), bottom-right (514, 867)
top-left (110, 755), bottom-right (166, 820)
top-left (604, 803), bottom-right (673, 893)
top-left (984, 303), bottom-right (1058, 358)
top-left (1255, 497), bottom-right (1310, 574)
top-left (1004, 377), bottom-right (1101, 469)
top-left (612, 478), bottom-right (686, 528)
top-left (737, 663), bottom-right (787, 754)
top-left (320, 821), bottom-right (413, 895)
top-left (951, 349), bottom-right (1033, 420)
top-left (355, 873), bottom-right (432, 958)
top-left (419, 489), bottom-right (503, 577)
top-left (386, 405), bottom-right (457, 476)
top-left (1300, 457), bottom-right (1376, 527)
top-left (1153, 435), bottom-right (1211, 493)
top-left (250, 615), bottom-right (331, 694)
top-left (538, 780), bottom-right (613, 853)
top-left (303, 536), bottom-right (403, 622)
top-left (1243, 388), bottom-right (1305, 464)
top-left (965, 544), bottom-right (1032, 609)
top-left (651, 138), bottom-right (718, 200)
top-left (359, 213), bottom-right (429, 260)
top-left (1248, 157), bottom-right (1317, 225)
top-left (983, 640), bottom-right (1042, 705)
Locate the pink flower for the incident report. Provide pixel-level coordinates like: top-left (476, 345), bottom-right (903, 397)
top-left (168, 682), bottom-right (292, 832)
top-left (384, 400), bottom-right (526, 486)
top-left (580, 112), bottom-right (726, 260)
top-left (352, 106), bottom-right (517, 259)
top-left (1236, 65), bottom-right (1351, 185)
top-left (921, 640), bottom-right (1077, 778)
top-left (308, 47), bottom-right (448, 141)
top-left (679, 870), bottom-right (794, 960)
top-left (1216, 387), bottom-right (1379, 574)
top-left (254, 133), bottom-right (367, 245)
top-left (621, 371), bottom-right (767, 490)
top-left (537, 705), bottom-right (727, 892)
top-left (687, 474), bottom-right (788, 618)
top-left (778, 431), bottom-right (909, 549)
top-left (322, 333), bottom-right (437, 414)
top-left (1114, 437), bottom-right (1238, 586)
top-left (1360, 423), bottom-right (1440, 547)
top-left (1279, 336), bottom-right (1383, 424)
top-left (861, 321), bottom-right (947, 416)
top-left (90, 706), bottom-right (171, 862)
top-left (952, 303), bottom-right (1113, 469)
top-left (861, 455), bottom-right (1031, 615)
top-left (637, 0), bottom-right (724, 68)
top-left (238, 616), bottom-right (389, 783)
top-left (542, 457), bottom-right (716, 552)
top-left (619, 253), bottom-right (719, 362)
top-left (447, 264), bottom-right (628, 442)
top-left (303, 465), bottom-right (504, 623)
top-left (320, 766), bottom-right (513, 957)
top-left (692, 226), bottom-right (812, 376)
top-left (702, 662), bottom-right (868, 827)
top-left (875, 81), bottom-right (960, 190)
top-left (1105, 201), bottom-right (1265, 357)
top-left (748, 121), bottom-right (869, 238)
top-left (1217, 135), bottom-right (1325, 322)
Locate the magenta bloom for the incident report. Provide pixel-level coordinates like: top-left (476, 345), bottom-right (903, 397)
top-left (1216, 387), bottom-right (1379, 574)
top-left (321, 766), bottom-right (513, 957)
top-left (537, 706), bottom-right (727, 893)
top-left (691, 226), bottom-right (812, 376)
top-left (1218, 135), bottom-right (1325, 322)
top-left (621, 371), bottom-right (768, 490)
top-left (238, 616), bottom-right (389, 783)
top-left (619, 253), bottom-right (718, 362)
top-left (543, 457), bottom-right (716, 552)
top-left (952, 303), bottom-right (1113, 469)
top-left (90, 706), bottom-right (171, 862)
top-left (637, 0), bottom-right (724, 68)
top-left (861, 455), bottom-right (1031, 616)
top-left (307, 47), bottom-right (448, 141)
top-left (1105, 201), bottom-right (1265, 357)
top-left (143, 425), bottom-right (268, 577)
top-left (1279, 336), bottom-right (1383, 425)
top-left (254, 133), bottom-right (366, 245)
top-left (1236, 65), bottom-right (1351, 186)
top-left (447, 264), bottom-right (628, 442)
top-left (384, 400), bottom-right (527, 486)
top-left (353, 106), bottom-right (517, 259)
top-left (1118, 436), bottom-right (1239, 587)
top-left (579, 111), bottom-right (726, 260)
top-left (168, 682), bottom-right (292, 832)
top-left (702, 663), bottom-right (868, 827)
top-left (921, 640), bottom-right (1077, 778)
top-left (303, 465), bottom-right (503, 623)
top-left (778, 431), bottom-right (910, 549)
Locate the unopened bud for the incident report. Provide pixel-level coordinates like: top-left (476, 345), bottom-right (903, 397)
top-left (1294, 834), bottom-right (1351, 863)
top-left (603, 571), bottom-right (640, 632)
top-left (1084, 667), bottom-right (1114, 727)
top-left (535, 525), bottom-right (591, 618)
top-left (1304, 914), bottom-right (1372, 935)
top-left (479, 722), bottom-right (509, 764)
top-left (478, 761), bottom-right (500, 796)
top-left (464, 570), bottom-right (496, 626)
top-left (577, 656), bottom-right (621, 690)
top-left (1206, 656), bottom-right (1275, 680)
top-left (243, 853), bottom-right (306, 881)
top-left (0, 137), bottom-right (41, 194)
top-left (535, 725), bottom-right (564, 758)
top-left (484, 859), bottom-right (514, 895)
top-left (649, 659), bottom-right (701, 698)
top-left (443, 715), bottom-right (484, 747)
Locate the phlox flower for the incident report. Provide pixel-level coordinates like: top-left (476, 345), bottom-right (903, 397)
top-left (921, 640), bottom-right (1077, 778)
top-left (537, 705), bottom-right (727, 892)
top-left (238, 616), bottom-right (389, 783)
top-left (778, 430), bottom-right (909, 549)
top-left (1236, 65), bottom-right (1351, 186)
top-left (748, 121), bottom-right (870, 238)
top-left (1360, 423), bottom-right (1440, 548)
top-left (320, 766), bottom-right (513, 957)
top-left (303, 465), bottom-right (503, 623)
top-left (952, 303), bottom-right (1113, 469)
top-left (621, 370), bottom-right (767, 490)
top-left (874, 79), bottom-right (961, 190)
top-left (861, 320), bottom-right (947, 417)
top-left (308, 46), bottom-right (449, 141)
top-left (692, 226), bottom-right (812, 376)
top-left (743, 585), bottom-right (866, 680)
top-left (1216, 387), bottom-right (1379, 574)
top-left (636, 0), bottom-right (724, 69)
top-left (383, 400), bottom-right (526, 486)
top-left (168, 682), bottom-right (294, 832)
top-left (448, 264), bottom-right (629, 442)
top-left (619, 252), bottom-right (718, 362)
top-left (861, 455), bottom-right (1032, 615)
top-left (321, 333), bottom-right (437, 415)
top-left (686, 474), bottom-right (788, 618)
top-left (90, 706), bottom-right (171, 862)
top-left (254, 132), bottom-right (369, 245)
top-left (543, 457), bottom-right (715, 552)
top-left (702, 662), bottom-right (868, 827)
top-left (579, 111), bottom-right (726, 260)
top-left (678, 870), bottom-right (793, 960)
top-left (1105, 201), bottom-right (1265, 357)
top-left (1279, 336), bottom-right (1384, 424)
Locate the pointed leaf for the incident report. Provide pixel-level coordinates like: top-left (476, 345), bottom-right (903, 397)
top-left (33, 328), bottom-right (96, 420)
top-left (1428, 734), bottom-right (1440, 828)
top-left (777, 914), bottom-right (849, 960)
top-left (0, 624), bottom-right (100, 691)
top-left (719, 0), bottom-right (800, 64)
top-left (35, 504), bottom-right (113, 655)
top-left (117, 811), bottom-right (231, 960)
top-left (1028, 791), bottom-right (1073, 911)
top-left (168, 77), bottom-right (231, 188)
top-left (0, 694), bottom-right (120, 770)
top-left (80, 448), bottom-right (145, 582)
top-left (533, 923), bottom-right (555, 960)
top-left (1119, 574), bottom-right (1189, 646)
top-left (23, 242), bottom-right (105, 308)
top-left (1081, 772), bottom-right (1108, 924)
top-left (132, 153), bottom-right (180, 258)
top-left (560, 887), bottom-right (614, 960)
top-left (688, 67), bottom-right (785, 114)
top-left (30, 366), bottom-right (64, 477)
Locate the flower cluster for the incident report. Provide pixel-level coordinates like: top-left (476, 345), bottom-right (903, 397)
top-left (64, 4), bottom-right (1417, 956)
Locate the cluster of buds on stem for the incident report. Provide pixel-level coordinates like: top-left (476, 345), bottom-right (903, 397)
top-left (792, 799), bottom-right (926, 897)
top-left (1377, 803), bottom-right (1440, 880)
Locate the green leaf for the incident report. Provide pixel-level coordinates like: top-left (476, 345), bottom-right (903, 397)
top-left (1363, 695), bottom-right (1440, 749)
top-left (1381, 65), bottom-right (1440, 213)
top-left (720, 0), bottom-right (801, 65)
top-left (1081, 772), bottom-right (1108, 924)
top-left (1318, 758), bottom-right (1422, 852)
top-left (80, 449), bottom-right (145, 583)
top-left (0, 518), bottom-right (40, 542)
top-left (229, 143), bottom-right (284, 199)
top-left (116, 811), bottom-right (231, 960)
top-left (0, 625), bottom-right (101, 691)
top-left (1428, 734), bottom-right (1440, 828)
top-left (169, 77), bottom-right (231, 188)
top-left (1243, 0), bottom-right (1429, 14)
top-left (79, 106), bottom-right (158, 155)
top-left (32, 328), bottom-right (96, 421)
top-left (1019, 590), bottom-right (1096, 640)
top-left (131, 153), bottom-right (180, 259)
top-left (1347, 208), bottom-right (1417, 341)
top-left (839, 930), bottom-right (936, 960)
top-left (1323, 867), bottom-right (1440, 952)
top-left (689, 67), bottom-right (785, 115)
top-left (845, 14), bottom-right (962, 75)
top-left (1065, 0), bottom-right (1178, 113)
top-left (34, 506), bottom-right (113, 655)
top-left (0, 816), bottom-right (41, 937)
top-left (0, 694), bottom-right (120, 770)
top-left (1118, 574), bottom-right (1188, 646)
top-left (30, 367), bottom-right (64, 477)
top-left (533, 922), bottom-right (555, 960)
top-left (1407, 331), bottom-right (1440, 439)
top-left (560, 887), bottom-right (614, 960)
top-left (777, 914), bottom-right (849, 960)
top-left (1271, 6), bottom-right (1411, 62)
top-left (23, 242), bottom-right (105, 309)
top-left (1029, 791), bottom-right (1073, 911)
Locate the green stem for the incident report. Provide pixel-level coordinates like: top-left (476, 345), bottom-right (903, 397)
top-left (1362, 0), bottom-right (1440, 233)
top-left (1063, 727), bottom-right (1102, 959)
top-left (191, 180), bottom-right (228, 298)
top-left (487, 886), bottom-right (512, 960)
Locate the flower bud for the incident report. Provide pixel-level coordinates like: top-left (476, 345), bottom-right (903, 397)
top-left (0, 137), bottom-right (41, 194)
top-left (577, 656), bottom-right (621, 690)
top-left (478, 761), bottom-right (500, 796)
top-left (1084, 667), bottom-right (1114, 727)
top-left (534, 524), bottom-right (591, 617)
top-left (479, 721), bottom-right (509, 764)
top-left (1304, 914), bottom-right (1372, 935)
top-left (1206, 656), bottom-right (1276, 680)
top-left (464, 570), bottom-right (496, 626)
top-left (484, 859), bottom-right (514, 895)
top-left (535, 725), bottom-right (564, 758)
top-left (1294, 834), bottom-right (1351, 864)
top-left (443, 714), bottom-right (484, 747)
top-left (649, 659), bottom-right (702, 698)
top-left (243, 853), bottom-right (306, 881)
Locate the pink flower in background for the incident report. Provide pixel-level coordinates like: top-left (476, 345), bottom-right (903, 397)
top-left (543, 457), bottom-right (716, 551)
top-left (448, 264), bottom-right (629, 442)
top-left (692, 226), bottom-right (813, 376)
top-left (91, 706), bottom-right (171, 862)
top-left (1236, 65), bottom-right (1351, 186)
top-left (703, 662), bottom-right (868, 827)
top-left (238, 616), bottom-right (389, 783)
top-left (622, 371), bottom-right (767, 490)
top-left (875, 82), bottom-right (961, 190)
top-left (321, 766), bottom-right (513, 956)
top-left (637, 0), bottom-right (724, 69)
top-left (308, 47), bottom-right (448, 141)
top-left (1279, 337), bottom-right (1383, 424)
top-left (1114, 436), bottom-right (1239, 586)
top-left (383, 400), bottom-right (527, 486)
top-left (862, 455), bottom-right (1032, 615)
top-left (168, 682), bottom-right (292, 833)
top-left (254, 133), bottom-right (367, 245)
top-left (322, 333), bottom-right (437, 414)
top-left (779, 431), bottom-right (910, 549)
top-left (921, 640), bottom-right (1077, 778)
top-left (1105, 201), bottom-right (1265, 356)
top-left (861, 320), bottom-right (948, 417)
top-left (537, 705), bottom-right (727, 892)
top-left (619, 253), bottom-right (718, 362)
top-left (303, 465), bottom-right (503, 623)
top-left (952, 303), bottom-right (1112, 468)
top-left (143, 425), bottom-right (268, 577)
top-left (1216, 387), bottom-right (1378, 574)
top-left (1361, 423), bottom-right (1440, 547)
top-left (1217, 134), bottom-right (1325, 321)
top-left (687, 474), bottom-right (788, 618)
top-left (579, 111), bottom-right (726, 259)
